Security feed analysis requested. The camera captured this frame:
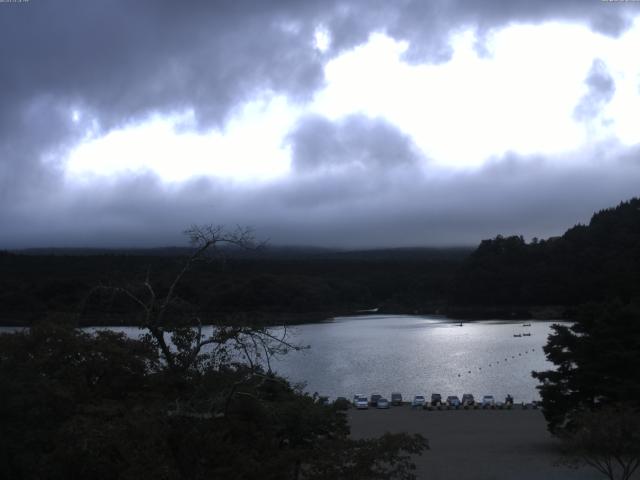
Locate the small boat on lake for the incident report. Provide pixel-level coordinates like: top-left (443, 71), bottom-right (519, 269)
top-left (522, 332), bottom-right (531, 336)
top-left (522, 323), bottom-right (531, 327)
top-left (513, 334), bottom-right (522, 338)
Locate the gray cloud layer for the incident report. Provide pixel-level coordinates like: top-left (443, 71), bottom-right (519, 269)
top-left (574, 59), bottom-right (616, 121)
top-left (1, 1), bottom-right (639, 247)
top-left (4, 128), bottom-right (640, 248)
top-left (288, 114), bottom-right (423, 173)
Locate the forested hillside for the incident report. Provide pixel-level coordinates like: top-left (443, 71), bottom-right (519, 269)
top-left (451, 198), bottom-right (640, 316)
top-left (0, 248), bottom-right (469, 326)
top-left (3, 198), bottom-right (639, 325)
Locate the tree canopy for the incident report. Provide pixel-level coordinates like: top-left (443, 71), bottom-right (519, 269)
top-left (452, 198), bottom-right (640, 314)
top-left (532, 301), bottom-right (640, 433)
top-left (0, 225), bottom-right (428, 479)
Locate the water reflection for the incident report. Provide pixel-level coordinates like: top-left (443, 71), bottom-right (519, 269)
top-left (0, 315), bottom-right (563, 403)
top-left (270, 315), bottom-right (562, 402)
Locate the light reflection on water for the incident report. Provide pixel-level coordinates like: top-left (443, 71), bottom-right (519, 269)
top-left (0, 315), bottom-right (564, 403)
top-left (269, 315), bottom-right (563, 403)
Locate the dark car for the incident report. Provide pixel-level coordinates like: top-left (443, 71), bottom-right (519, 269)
top-left (391, 392), bottom-right (403, 406)
top-left (461, 394), bottom-right (475, 406)
top-left (446, 395), bottom-right (461, 408)
top-left (370, 394), bottom-right (382, 406)
top-left (431, 393), bottom-right (442, 406)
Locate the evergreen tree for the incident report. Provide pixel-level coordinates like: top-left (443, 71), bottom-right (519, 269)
top-left (532, 301), bottom-right (640, 433)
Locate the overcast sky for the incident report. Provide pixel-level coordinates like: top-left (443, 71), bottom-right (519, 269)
top-left (1, 0), bottom-right (640, 248)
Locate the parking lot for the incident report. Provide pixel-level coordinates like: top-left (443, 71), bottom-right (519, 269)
top-left (348, 406), bottom-right (610, 480)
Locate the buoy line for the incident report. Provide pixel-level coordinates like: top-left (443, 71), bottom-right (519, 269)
top-left (455, 347), bottom-right (538, 378)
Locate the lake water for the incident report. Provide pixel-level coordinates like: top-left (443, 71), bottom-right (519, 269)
top-left (0, 315), bottom-right (562, 403)
top-left (269, 315), bottom-right (560, 403)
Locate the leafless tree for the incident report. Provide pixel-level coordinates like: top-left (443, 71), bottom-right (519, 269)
top-left (85, 225), bottom-right (305, 374)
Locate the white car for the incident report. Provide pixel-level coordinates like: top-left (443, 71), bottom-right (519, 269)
top-left (412, 395), bottom-right (426, 407)
top-left (353, 394), bottom-right (369, 409)
top-left (376, 398), bottom-right (390, 409)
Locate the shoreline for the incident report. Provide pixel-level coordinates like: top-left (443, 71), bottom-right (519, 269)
top-left (0, 308), bottom-right (570, 328)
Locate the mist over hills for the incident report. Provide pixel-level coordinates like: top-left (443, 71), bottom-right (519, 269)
top-left (11, 245), bottom-right (473, 261)
top-left (1, 197), bottom-right (638, 325)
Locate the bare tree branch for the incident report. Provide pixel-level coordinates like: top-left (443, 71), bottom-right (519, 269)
top-left (80, 224), bottom-right (305, 381)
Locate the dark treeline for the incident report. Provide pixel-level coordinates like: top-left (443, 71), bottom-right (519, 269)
top-left (2, 197), bottom-right (639, 326)
top-left (0, 247), bottom-right (471, 326)
top-left (451, 197), bottom-right (640, 318)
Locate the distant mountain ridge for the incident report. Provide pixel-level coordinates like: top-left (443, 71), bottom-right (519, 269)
top-left (3, 198), bottom-right (638, 325)
top-left (11, 245), bottom-right (472, 261)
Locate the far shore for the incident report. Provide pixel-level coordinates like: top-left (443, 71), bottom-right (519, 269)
top-left (0, 306), bottom-right (569, 328)
top-left (348, 405), bottom-right (612, 480)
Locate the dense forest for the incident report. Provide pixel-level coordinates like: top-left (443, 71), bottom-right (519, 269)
top-left (1, 197), bottom-right (639, 326)
top-left (451, 197), bottom-right (640, 318)
top-left (0, 247), bottom-right (470, 326)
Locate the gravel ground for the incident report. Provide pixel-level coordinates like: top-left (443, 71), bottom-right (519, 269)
top-left (348, 405), bottom-right (628, 480)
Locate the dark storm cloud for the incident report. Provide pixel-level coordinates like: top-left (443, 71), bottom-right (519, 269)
top-left (574, 59), bottom-right (616, 121)
top-left (287, 114), bottom-right (423, 172)
top-left (0, 0), bottom-right (328, 200)
top-left (1, 1), bottom-right (325, 129)
top-left (322, 0), bottom-right (636, 63)
top-left (1, 0), bottom-right (639, 247)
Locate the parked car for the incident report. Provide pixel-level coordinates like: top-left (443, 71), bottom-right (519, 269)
top-left (391, 392), bottom-right (403, 406)
top-left (376, 398), bottom-right (390, 409)
top-left (353, 394), bottom-right (369, 409)
top-left (446, 395), bottom-right (461, 407)
top-left (461, 394), bottom-right (475, 406)
top-left (412, 395), bottom-right (426, 408)
top-left (370, 394), bottom-right (382, 406)
top-left (481, 395), bottom-right (495, 407)
top-left (431, 393), bottom-right (442, 405)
